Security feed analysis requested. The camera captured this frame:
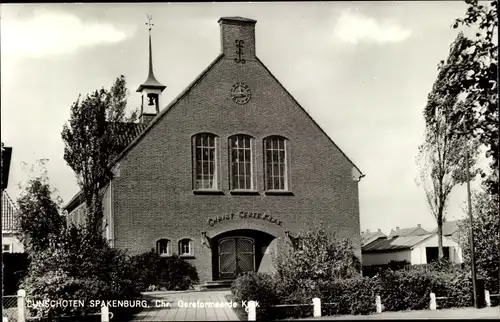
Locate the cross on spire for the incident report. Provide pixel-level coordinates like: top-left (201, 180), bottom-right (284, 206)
top-left (146, 14), bottom-right (154, 33)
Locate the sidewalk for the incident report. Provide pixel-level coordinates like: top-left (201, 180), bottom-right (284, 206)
top-left (298, 306), bottom-right (500, 320)
top-left (131, 290), bottom-right (240, 321)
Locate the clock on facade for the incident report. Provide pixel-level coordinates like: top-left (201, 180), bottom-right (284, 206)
top-left (230, 83), bottom-right (251, 105)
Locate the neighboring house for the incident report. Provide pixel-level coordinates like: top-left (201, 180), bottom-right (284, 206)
top-left (361, 229), bottom-right (386, 247)
top-left (362, 233), bottom-right (463, 266)
top-left (431, 220), bottom-right (465, 244)
top-left (2, 191), bottom-right (24, 253)
top-left (64, 16), bottom-right (364, 285)
top-left (387, 224), bottom-right (429, 238)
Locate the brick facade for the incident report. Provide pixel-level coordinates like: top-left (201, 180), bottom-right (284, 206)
top-left (67, 16), bottom-right (363, 284)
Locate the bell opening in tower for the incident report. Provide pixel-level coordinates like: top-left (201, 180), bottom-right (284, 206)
top-left (147, 93), bottom-right (158, 107)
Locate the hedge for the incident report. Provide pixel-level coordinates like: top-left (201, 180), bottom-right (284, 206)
top-left (231, 268), bottom-right (479, 320)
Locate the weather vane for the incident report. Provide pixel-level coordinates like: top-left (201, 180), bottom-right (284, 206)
top-left (146, 14), bottom-right (154, 33)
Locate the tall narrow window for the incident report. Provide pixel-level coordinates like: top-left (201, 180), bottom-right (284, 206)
top-left (265, 136), bottom-right (289, 191)
top-left (193, 133), bottom-right (218, 190)
top-left (229, 135), bottom-right (254, 190)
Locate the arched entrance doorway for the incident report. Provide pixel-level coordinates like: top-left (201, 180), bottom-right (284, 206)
top-left (211, 229), bottom-right (276, 280)
top-left (219, 237), bottom-right (255, 279)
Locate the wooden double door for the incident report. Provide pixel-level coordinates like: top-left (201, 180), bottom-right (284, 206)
top-left (218, 237), bottom-right (255, 279)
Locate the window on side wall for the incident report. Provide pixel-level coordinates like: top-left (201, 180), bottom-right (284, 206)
top-left (264, 136), bottom-right (290, 191)
top-left (192, 133), bottom-right (219, 191)
top-left (156, 239), bottom-right (171, 257)
top-left (2, 244), bottom-right (11, 253)
top-left (178, 239), bottom-right (193, 257)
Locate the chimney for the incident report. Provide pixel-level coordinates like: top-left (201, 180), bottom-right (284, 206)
top-left (218, 17), bottom-right (257, 62)
top-left (378, 229), bottom-right (382, 233)
top-left (396, 227), bottom-right (400, 232)
top-left (366, 229), bottom-right (370, 233)
top-left (417, 224), bottom-right (421, 228)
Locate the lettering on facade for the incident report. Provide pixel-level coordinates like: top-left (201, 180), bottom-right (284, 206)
top-left (207, 212), bottom-right (282, 227)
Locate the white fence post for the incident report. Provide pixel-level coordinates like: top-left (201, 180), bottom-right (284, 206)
top-left (375, 295), bottom-right (382, 313)
top-left (247, 301), bottom-right (256, 321)
top-left (429, 293), bottom-right (437, 311)
top-left (485, 290), bottom-right (491, 307)
top-left (312, 297), bottom-right (321, 317)
top-left (17, 289), bottom-right (26, 322)
top-left (101, 305), bottom-right (109, 322)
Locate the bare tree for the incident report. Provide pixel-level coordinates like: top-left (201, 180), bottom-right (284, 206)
top-left (417, 34), bottom-right (480, 261)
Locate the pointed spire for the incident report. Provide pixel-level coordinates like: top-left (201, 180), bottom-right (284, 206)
top-left (137, 15), bottom-right (166, 92)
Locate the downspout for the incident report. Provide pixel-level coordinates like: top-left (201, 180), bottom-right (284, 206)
top-left (110, 180), bottom-right (115, 247)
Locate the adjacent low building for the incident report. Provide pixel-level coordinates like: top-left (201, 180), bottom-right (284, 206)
top-left (362, 233), bottom-right (463, 266)
top-left (2, 191), bottom-right (23, 253)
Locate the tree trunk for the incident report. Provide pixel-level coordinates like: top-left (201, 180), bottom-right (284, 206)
top-left (437, 216), bottom-right (444, 261)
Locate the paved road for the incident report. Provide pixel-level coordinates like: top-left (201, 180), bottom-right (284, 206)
top-left (299, 306), bottom-right (500, 320)
top-left (131, 290), bottom-right (240, 321)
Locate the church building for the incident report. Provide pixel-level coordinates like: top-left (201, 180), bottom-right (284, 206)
top-left (65, 16), bottom-right (364, 285)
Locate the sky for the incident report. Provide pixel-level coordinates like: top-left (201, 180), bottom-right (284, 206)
top-left (0, 2), bottom-right (491, 235)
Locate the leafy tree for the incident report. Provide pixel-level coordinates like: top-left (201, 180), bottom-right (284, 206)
top-left (458, 190), bottom-right (499, 294)
top-left (16, 159), bottom-right (65, 254)
top-left (417, 32), bottom-right (480, 260)
top-left (445, 0), bottom-right (498, 294)
top-left (437, 0), bottom-right (498, 197)
top-left (61, 76), bottom-right (138, 235)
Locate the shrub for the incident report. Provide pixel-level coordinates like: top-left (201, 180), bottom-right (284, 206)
top-left (130, 251), bottom-right (199, 291)
top-left (130, 251), bottom-right (160, 292)
top-left (2, 253), bottom-right (30, 295)
top-left (21, 225), bottom-right (140, 320)
top-left (274, 225), bottom-right (361, 289)
top-left (157, 255), bottom-right (199, 290)
top-left (231, 272), bottom-right (280, 320)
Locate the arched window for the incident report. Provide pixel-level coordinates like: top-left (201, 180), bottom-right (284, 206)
top-left (192, 133), bottom-right (219, 190)
top-left (178, 238), bottom-right (194, 256)
top-left (264, 136), bottom-right (290, 191)
top-left (156, 239), bottom-right (171, 257)
top-left (229, 134), bottom-right (254, 190)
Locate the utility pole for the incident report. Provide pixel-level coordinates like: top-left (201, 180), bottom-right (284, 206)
top-left (463, 124), bottom-right (478, 308)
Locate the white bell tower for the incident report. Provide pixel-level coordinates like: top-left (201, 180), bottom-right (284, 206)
top-left (137, 15), bottom-right (166, 124)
